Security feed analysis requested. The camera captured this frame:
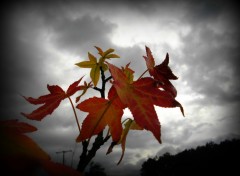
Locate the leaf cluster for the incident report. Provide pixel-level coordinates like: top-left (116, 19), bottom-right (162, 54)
top-left (20, 46), bottom-right (184, 166)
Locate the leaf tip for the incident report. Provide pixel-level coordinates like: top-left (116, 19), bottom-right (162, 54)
top-left (21, 112), bottom-right (29, 119)
top-left (159, 138), bottom-right (162, 144)
top-left (180, 105), bottom-right (185, 117)
top-left (75, 134), bottom-right (83, 143)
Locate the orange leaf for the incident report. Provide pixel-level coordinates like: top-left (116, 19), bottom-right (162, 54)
top-left (21, 78), bottom-right (84, 121)
top-left (76, 97), bottom-right (123, 142)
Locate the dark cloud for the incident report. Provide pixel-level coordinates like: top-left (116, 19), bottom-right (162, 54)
top-left (179, 5), bottom-right (240, 107)
top-left (1, 6), bottom-right (47, 119)
top-left (54, 15), bottom-right (114, 52)
top-left (42, 12), bottom-right (116, 54)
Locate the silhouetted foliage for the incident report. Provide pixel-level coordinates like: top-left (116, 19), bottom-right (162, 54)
top-left (141, 139), bottom-right (240, 176)
top-left (85, 162), bottom-right (107, 176)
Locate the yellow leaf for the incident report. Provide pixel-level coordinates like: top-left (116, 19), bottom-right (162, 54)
top-left (99, 58), bottom-right (109, 72)
top-left (76, 47), bottom-right (120, 86)
top-left (102, 63), bottom-right (108, 71)
top-left (88, 52), bottom-right (97, 62)
top-left (117, 119), bottom-right (143, 165)
top-left (90, 65), bottom-right (100, 86)
top-left (106, 118), bottom-right (143, 165)
top-left (102, 48), bottom-right (115, 57)
top-left (75, 61), bottom-right (96, 68)
top-left (105, 54), bottom-right (120, 59)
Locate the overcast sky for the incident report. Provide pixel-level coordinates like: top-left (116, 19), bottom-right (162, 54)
top-left (1, 0), bottom-right (240, 176)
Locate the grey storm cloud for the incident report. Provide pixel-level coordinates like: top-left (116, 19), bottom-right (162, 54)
top-left (50, 15), bottom-right (115, 52)
top-left (1, 0), bottom-right (240, 175)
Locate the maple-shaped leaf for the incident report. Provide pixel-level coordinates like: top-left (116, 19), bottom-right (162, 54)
top-left (107, 119), bottom-right (143, 165)
top-left (0, 119), bottom-right (83, 176)
top-left (143, 46), bottom-right (178, 97)
top-left (133, 77), bottom-right (184, 115)
top-left (76, 97), bottom-right (123, 142)
top-left (75, 52), bottom-right (105, 86)
top-left (107, 63), bottom-right (184, 143)
top-left (0, 119), bottom-right (50, 162)
top-left (21, 77), bottom-right (84, 121)
top-left (75, 47), bottom-right (119, 86)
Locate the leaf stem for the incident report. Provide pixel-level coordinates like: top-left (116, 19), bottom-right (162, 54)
top-left (67, 96), bottom-right (81, 133)
top-left (137, 69), bottom-right (148, 80)
top-left (121, 118), bottom-right (132, 125)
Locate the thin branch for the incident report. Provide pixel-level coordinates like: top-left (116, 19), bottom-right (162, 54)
top-left (93, 87), bottom-right (102, 92)
top-left (100, 66), bottom-right (106, 98)
top-left (77, 65), bottom-right (111, 172)
top-left (105, 76), bottom-right (112, 83)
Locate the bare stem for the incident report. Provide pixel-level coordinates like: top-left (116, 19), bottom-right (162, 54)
top-left (137, 69), bottom-right (148, 80)
top-left (67, 96), bottom-right (81, 133)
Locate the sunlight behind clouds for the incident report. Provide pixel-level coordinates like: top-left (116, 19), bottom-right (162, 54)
top-left (110, 17), bottom-right (191, 50)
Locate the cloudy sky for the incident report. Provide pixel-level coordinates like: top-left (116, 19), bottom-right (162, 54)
top-left (2, 0), bottom-right (240, 175)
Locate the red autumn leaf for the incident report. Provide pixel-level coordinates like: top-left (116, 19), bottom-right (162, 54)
top-left (143, 46), bottom-right (178, 97)
top-left (143, 46), bottom-right (155, 73)
top-left (133, 77), bottom-right (184, 115)
top-left (108, 85), bottom-right (126, 109)
top-left (0, 119), bottom-right (82, 176)
top-left (0, 119), bottom-right (37, 134)
top-left (21, 77), bottom-right (84, 121)
top-left (0, 119), bottom-right (50, 162)
top-left (107, 62), bottom-right (184, 143)
top-left (66, 77), bottom-right (85, 96)
top-left (76, 97), bottom-right (123, 142)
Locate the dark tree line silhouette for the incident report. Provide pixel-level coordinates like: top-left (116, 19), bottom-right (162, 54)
top-left (85, 162), bottom-right (107, 176)
top-left (141, 138), bottom-right (240, 176)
